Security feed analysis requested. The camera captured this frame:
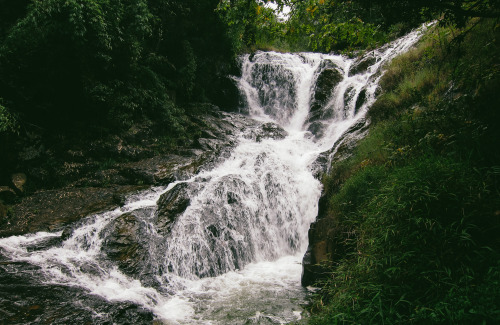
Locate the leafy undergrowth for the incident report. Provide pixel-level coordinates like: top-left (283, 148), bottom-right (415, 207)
top-left (308, 18), bottom-right (500, 324)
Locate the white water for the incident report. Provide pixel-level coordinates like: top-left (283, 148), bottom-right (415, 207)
top-left (0, 25), bottom-right (429, 324)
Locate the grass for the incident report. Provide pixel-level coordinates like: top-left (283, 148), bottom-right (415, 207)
top-left (307, 18), bottom-right (500, 324)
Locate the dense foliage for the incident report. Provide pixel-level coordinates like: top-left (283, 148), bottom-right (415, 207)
top-left (0, 0), bottom-right (243, 187)
top-left (309, 18), bottom-right (500, 324)
top-left (2, 0), bottom-right (497, 136)
top-left (218, 0), bottom-right (500, 53)
top-left (0, 0), bottom-right (498, 322)
top-left (0, 0), bottom-right (235, 136)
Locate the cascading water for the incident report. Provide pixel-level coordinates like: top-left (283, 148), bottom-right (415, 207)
top-left (0, 25), bottom-right (429, 324)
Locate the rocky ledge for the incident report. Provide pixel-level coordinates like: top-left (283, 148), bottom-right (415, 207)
top-left (0, 110), bottom-right (258, 238)
top-left (302, 118), bottom-right (370, 287)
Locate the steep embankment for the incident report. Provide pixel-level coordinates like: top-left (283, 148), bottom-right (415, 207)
top-left (306, 18), bottom-right (500, 324)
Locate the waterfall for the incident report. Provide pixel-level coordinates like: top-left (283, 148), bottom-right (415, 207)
top-left (0, 25), bottom-right (429, 324)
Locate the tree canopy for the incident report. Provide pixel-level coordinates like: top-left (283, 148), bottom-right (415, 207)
top-left (0, 0), bottom-right (498, 137)
top-left (0, 0), bottom-right (235, 135)
top-left (218, 0), bottom-right (499, 53)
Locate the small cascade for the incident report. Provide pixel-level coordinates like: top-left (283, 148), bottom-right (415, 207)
top-left (0, 24), bottom-right (430, 324)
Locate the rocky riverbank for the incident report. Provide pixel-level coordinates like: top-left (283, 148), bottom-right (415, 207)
top-left (0, 109), bottom-right (260, 238)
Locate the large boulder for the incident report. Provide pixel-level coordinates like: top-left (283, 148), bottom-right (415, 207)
top-left (101, 211), bottom-right (150, 276)
top-left (348, 54), bottom-right (377, 76)
top-left (309, 62), bottom-right (343, 123)
top-left (244, 122), bottom-right (288, 142)
top-left (155, 182), bottom-right (200, 234)
top-left (0, 185), bottom-right (146, 237)
top-left (302, 217), bottom-right (340, 287)
top-left (11, 173), bottom-right (27, 194)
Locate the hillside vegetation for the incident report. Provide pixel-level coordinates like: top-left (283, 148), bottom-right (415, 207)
top-left (308, 18), bottom-right (500, 324)
top-left (0, 0), bottom-right (240, 189)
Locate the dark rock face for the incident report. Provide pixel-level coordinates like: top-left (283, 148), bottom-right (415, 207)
top-left (0, 111), bottom-right (258, 238)
top-left (309, 63), bottom-right (343, 123)
top-left (244, 122), bottom-right (288, 142)
top-left (307, 121), bottom-right (325, 138)
top-left (303, 119), bottom-right (370, 286)
top-left (343, 86), bottom-right (368, 114)
top-left (118, 155), bottom-right (188, 186)
top-left (0, 185), bottom-right (146, 238)
top-left (102, 212), bottom-right (149, 276)
top-left (0, 202), bottom-right (7, 218)
top-left (155, 182), bottom-right (200, 234)
top-left (210, 76), bottom-right (241, 112)
top-left (11, 173), bottom-right (27, 194)
top-left (302, 213), bottom-right (345, 286)
top-left (355, 88), bottom-right (367, 113)
top-left (348, 54), bottom-right (377, 76)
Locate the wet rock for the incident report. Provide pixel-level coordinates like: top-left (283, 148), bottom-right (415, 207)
top-left (311, 152), bottom-right (330, 179)
top-left (207, 224), bottom-right (220, 237)
top-left (0, 185), bottom-right (146, 237)
top-left (102, 213), bottom-right (146, 275)
top-left (303, 119), bottom-right (370, 286)
top-left (244, 122), bottom-right (288, 142)
top-left (0, 110), bottom-right (255, 238)
top-left (0, 186), bottom-right (16, 202)
top-left (260, 122), bottom-right (287, 141)
top-left (343, 86), bottom-right (355, 108)
top-left (307, 121), bottom-right (325, 138)
top-left (311, 118), bottom-right (370, 177)
top-left (119, 155), bottom-right (190, 185)
top-left (61, 226), bottom-right (73, 240)
top-left (355, 88), bottom-right (367, 113)
top-left (0, 269), bottom-right (155, 324)
top-left (309, 66), bottom-right (343, 123)
top-left (348, 54), bottom-right (377, 76)
top-left (195, 138), bottom-right (225, 151)
top-left (227, 191), bottom-right (239, 204)
top-left (156, 182), bottom-right (199, 233)
top-left (11, 173), bottom-right (27, 194)
top-left (26, 235), bottom-right (64, 252)
top-left (301, 219), bottom-right (337, 286)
